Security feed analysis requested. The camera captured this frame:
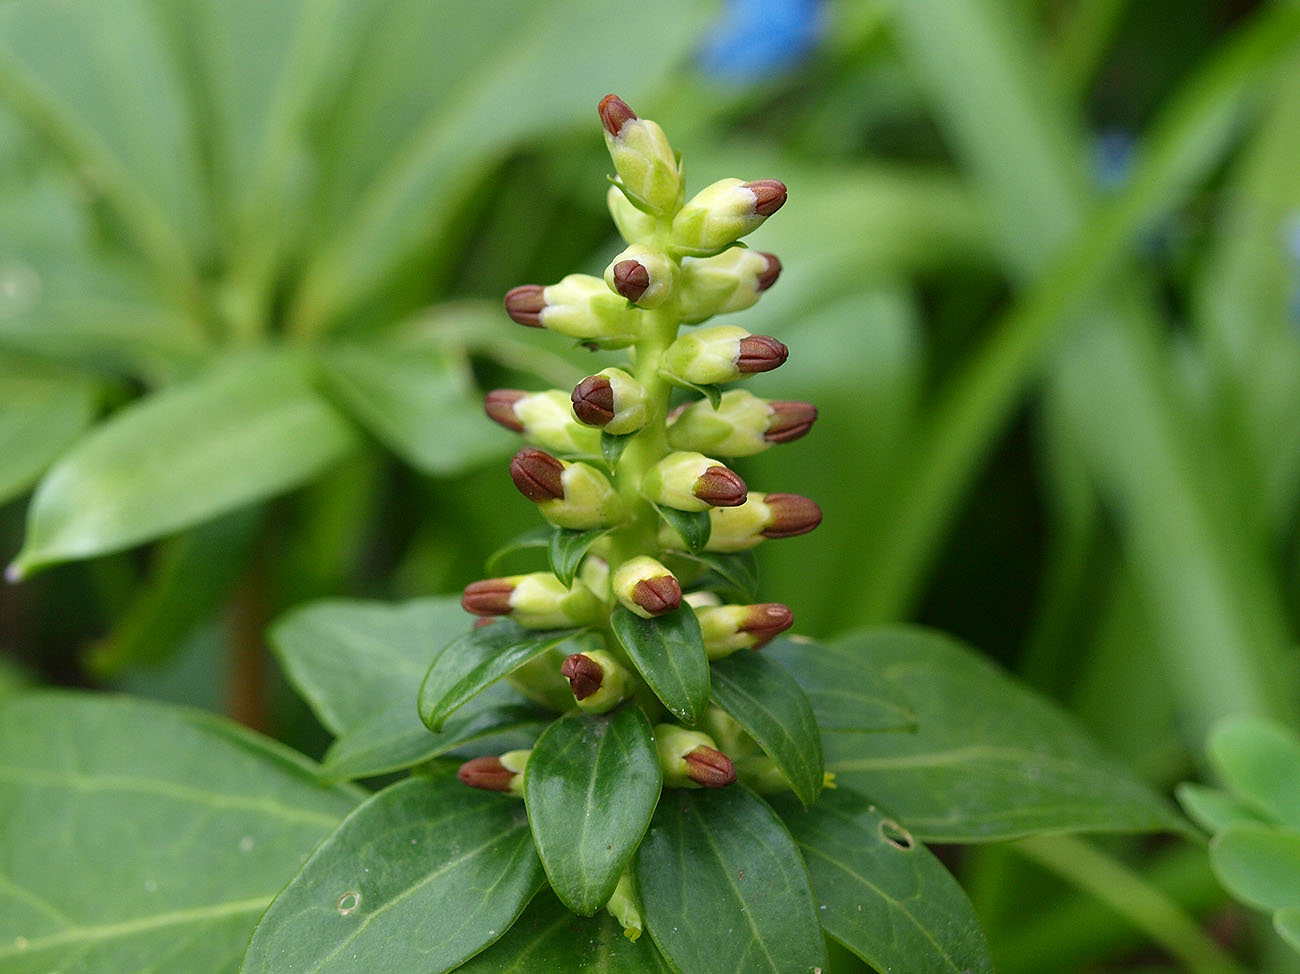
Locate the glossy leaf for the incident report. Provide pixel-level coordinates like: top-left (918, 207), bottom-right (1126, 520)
top-left (654, 502), bottom-right (711, 553)
top-left (0, 374), bottom-right (95, 505)
top-left (822, 628), bottom-right (1186, 841)
top-left (766, 635), bottom-right (914, 733)
top-left (610, 606), bottom-right (709, 724)
top-left (601, 430), bottom-right (633, 469)
top-left (710, 652), bottom-right (823, 806)
top-left (636, 787), bottom-right (827, 974)
top-left (456, 889), bottom-right (674, 973)
top-left (673, 549), bottom-right (760, 602)
top-left (1209, 824), bottom-right (1300, 911)
top-left (321, 702), bottom-right (548, 783)
top-left (0, 693), bottom-right (359, 974)
top-left (548, 527), bottom-right (608, 587)
top-left (11, 350), bottom-right (357, 577)
top-left (524, 708), bottom-right (662, 915)
top-left (1175, 783), bottom-right (1270, 834)
top-left (772, 788), bottom-right (993, 974)
top-left (272, 595), bottom-right (471, 736)
top-left (243, 772), bottom-right (544, 974)
top-left (419, 621), bottom-right (580, 731)
top-left (316, 341), bottom-right (513, 476)
top-left (1208, 716), bottom-right (1300, 830)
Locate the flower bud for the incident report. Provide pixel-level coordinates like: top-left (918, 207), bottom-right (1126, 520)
top-left (561, 649), bottom-right (631, 712)
top-left (571, 367), bottom-right (647, 435)
top-left (604, 244), bottom-right (677, 308)
top-left (761, 493), bottom-right (824, 538)
top-left (764, 400), bottom-right (818, 444)
top-left (508, 274), bottom-right (640, 342)
top-left (660, 325), bottom-right (787, 386)
top-left (678, 248), bottom-right (781, 324)
top-left (458, 749), bottom-right (529, 795)
top-left (462, 572), bottom-right (601, 629)
top-left (599, 94), bottom-right (682, 215)
top-left (607, 185), bottom-right (657, 245)
top-left (658, 492), bottom-right (822, 552)
top-left (606, 871), bottom-right (644, 942)
top-left (642, 451), bottom-right (746, 511)
top-left (488, 388), bottom-right (601, 455)
top-left (612, 556), bottom-right (682, 618)
top-left (671, 178), bottom-right (787, 257)
top-left (654, 724), bottom-right (736, 789)
top-left (510, 448), bottom-right (625, 529)
top-left (667, 389), bottom-right (815, 457)
top-left (695, 603), bottom-right (794, 659)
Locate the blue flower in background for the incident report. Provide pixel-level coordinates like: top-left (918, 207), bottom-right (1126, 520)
top-left (699, 0), bottom-right (826, 82)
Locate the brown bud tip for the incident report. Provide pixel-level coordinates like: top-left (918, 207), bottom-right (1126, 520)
top-left (462, 578), bottom-right (515, 616)
top-left (685, 745), bottom-right (736, 788)
top-left (762, 493), bottom-right (822, 538)
top-left (756, 253), bottom-right (782, 292)
top-left (611, 259), bottom-right (650, 303)
top-left (736, 335), bottom-right (789, 374)
top-left (458, 756), bottom-right (517, 792)
top-left (504, 285), bottom-right (546, 327)
top-left (571, 375), bottom-right (615, 427)
top-left (598, 94), bottom-right (637, 137)
top-left (632, 575), bottom-right (683, 616)
top-left (510, 447), bottom-right (565, 502)
top-left (745, 179), bottom-right (787, 217)
top-left (560, 653), bottom-right (605, 700)
top-left (740, 603), bottom-right (794, 648)
top-left (694, 465), bottom-right (748, 507)
top-left (764, 401), bottom-right (817, 444)
top-left (484, 389), bottom-right (528, 433)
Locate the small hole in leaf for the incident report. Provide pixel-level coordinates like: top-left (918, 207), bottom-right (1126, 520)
top-left (878, 818), bottom-right (914, 850)
top-left (337, 891), bottom-right (362, 916)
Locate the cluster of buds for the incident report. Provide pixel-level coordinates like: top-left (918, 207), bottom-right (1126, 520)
top-left (457, 95), bottom-right (821, 932)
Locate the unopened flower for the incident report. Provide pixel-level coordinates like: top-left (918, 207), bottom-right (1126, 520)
top-left (667, 390), bottom-right (817, 457)
top-left (654, 724), bottom-right (736, 788)
top-left (605, 244), bottom-right (677, 308)
top-left (678, 248), bottom-right (781, 324)
top-left (642, 451), bottom-right (747, 511)
top-left (506, 275), bottom-right (639, 343)
top-left (461, 572), bottom-right (600, 629)
top-left (671, 178), bottom-right (787, 256)
top-left (486, 388), bottom-right (600, 455)
top-left (571, 367), bottom-right (647, 435)
top-left (660, 325), bottom-right (788, 386)
top-left (560, 649), bottom-right (631, 712)
top-left (599, 94), bottom-right (682, 215)
top-left (659, 491), bottom-right (822, 551)
top-left (612, 556), bottom-right (682, 618)
top-left (509, 448), bottom-right (624, 529)
top-left (457, 749), bottom-right (530, 796)
top-left (695, 603), bottom-right (794, 659)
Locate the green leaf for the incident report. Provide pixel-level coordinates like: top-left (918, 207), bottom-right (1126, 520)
top-left (766, 635), bottom-right (915, 733)
top-left (316, 341), bottom-right (513, 476)
top-left (1210, 824), bottom-right (1300, 912)
top-left (601, 430), bottom-right (633, 469)
top-left (456, 889), bottom-right (674, 973)
top-left (548, 527), bottom-right (608, 587)
top-left (1175, 783), bottom-right (1270, 834)
top-left (610, 606), bottom-right (709, 724)
top-left (636, 787), bottom-right (827, 974)
top-left (672, 549), bottom-right (760, 602)
top-left (271, 596), bottom-right (471, 736)
top-left (243, 772), bottom-right (544, 974)
top-left (524, 708), bottom-right (662, 915)
top-left (822, 628), bottom-right (1186, 841)
top-left (654, 502), bottom-right (711, 553)
top-left (772, 788), bottom-right (993, 974)
top-left (321, 702), bottom-right (547, 783)
top-left (1276, 908), bottom-right (1300, 955)
top-left (0, 693), bottom-right (358, 974)
top-left (710, 652), bottom-right (823, 806)
top-left (11, 350), bottom-right (358, 577)
top-left (0, 373), bottom-right (95, 506)
top-left (485, 526), bottom-right (552, 575)
top-left (1209, 716), bottom-right (1300, 830)
top-left (419, 621), bottom-right (581, 732)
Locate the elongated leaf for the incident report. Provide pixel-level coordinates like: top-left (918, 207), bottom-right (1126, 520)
top-left (1175, 783), bottom-right (1270, 834)
top-left (420, 621), bottom-right (580, 731)
top-left (772, 789), bottom-right (993, 974)
top-left (636, 787), bottom-right (827, 974)
top-left (548, 527), bottom-right (608, 587)
top-left (610, 606), bottom-right (709, 724)
top-left (0, 373), bottom-right (95, 505)
top-left (271, 596), bottom-right (470, 736)
top-left (1209, 716), bottom-right (1300, 830)
top-left (711, 652), bottom-right (823, 806)
top-left (1277, 908), bottom-right (1300, 954)
top-left (0, 693), bottom-right (359, 974)
top-left (316, 341), bottom-right (513, 475)
top-left (823, 628), bottom-right (1186, 841)
top-left (321, 702), bottom-right (547, 783)
top-left (11, 350), bottom-right (357, 577)
top-left (524, 708), bottom-right (661, 915)
top-left (1210, 824), bottom-right (1300, 912)
top-left (655, 503), bottom-right (710, 553)
top-left (766, 635), bottom-right (914, 733)
top-left (673, 549), bottom-right (760, 601)
top-left (457, 889), bottom-right (674, 973)
top-left (243, 772), bottom-right (544, 974)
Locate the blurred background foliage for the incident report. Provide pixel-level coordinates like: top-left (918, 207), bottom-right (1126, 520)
top-left (3, 0), bottom-right (1300, 969)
